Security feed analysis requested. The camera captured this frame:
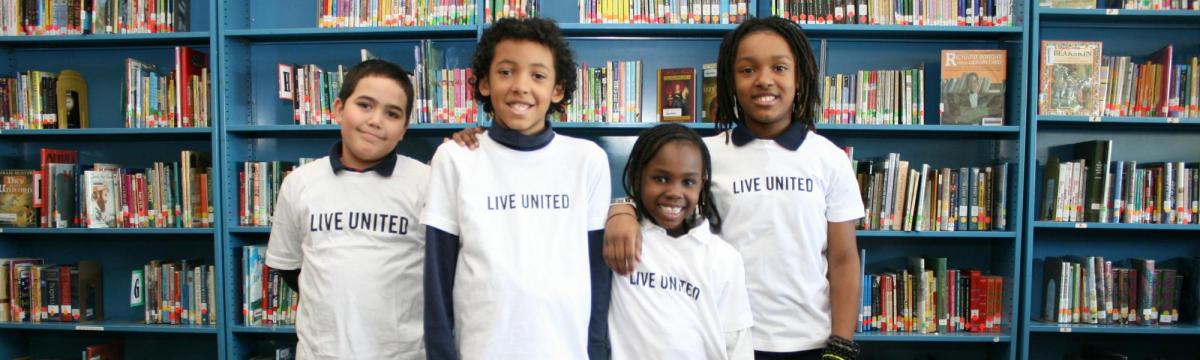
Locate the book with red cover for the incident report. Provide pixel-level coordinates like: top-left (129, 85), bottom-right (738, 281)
top-left (175, 47), bottom-right (208, 128)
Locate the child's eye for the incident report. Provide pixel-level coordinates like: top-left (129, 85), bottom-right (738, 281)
top-left (739, 67), bottom-right (753, 74)
top-left (652, 176), bottom-right (668, 183)
top-left (533, 72), bottom-right (547, 80)
top-left (357, 102), bottom-right (372, 110)
top-left (683, 179), bottom-right (697, 187)
top-left (774, 65), bottom-right (789, 72)
top-left (387, 111), bottom-right (401, 119)
top-left (497, 69), bottom-right (512, 76)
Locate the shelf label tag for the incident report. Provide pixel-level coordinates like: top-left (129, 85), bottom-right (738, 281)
top-left (993, 337), bottom-right (1000, 342)
top-left (1105, 9), bottom-right (1119, 15)
top-left (76, 325), bottom-right (104, 331)
top-left (1074, 223), bottom-right (1087, 229)
top-left (1088, 116), bottom-right (1101, 123)
top-left (130, 270), bottom-right (144, 307)
top-left (1058, 326), bottom-right (1072, 333)
top-left (1167, 117), bottom-right (1179, 124)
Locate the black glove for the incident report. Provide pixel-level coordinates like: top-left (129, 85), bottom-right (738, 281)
top-left (820, 335), bottom-right (860, 360)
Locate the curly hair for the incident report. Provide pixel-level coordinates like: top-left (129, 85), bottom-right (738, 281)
top-left (623, 123), bottom-right (722, 234)
top-left (715, 16), bottom-right (820, 133)
top-left (471, 17), bottom-right (578, 116)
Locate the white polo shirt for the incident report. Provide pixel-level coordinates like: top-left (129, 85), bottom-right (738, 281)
top-left (609, 219), bottom-right (753, 359)
top-left (422, 131), bottom-right (610, 359)
top-left (705, 123), bottom-right (865, 352)
top-left (266, 146), bottom-right (429, 360)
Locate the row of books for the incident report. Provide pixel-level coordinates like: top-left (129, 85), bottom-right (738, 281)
top-left (278, 62), bottom-right (344, 126)
top-left (140, 259), bottom-right (217, 326)
top-left (1041, 256), bottom-right (1199, 326)
top-left (1038, 41), bottom-right (1199, 118)
top-left (0, 259), bottom-right (102, 323)
top-left (1042, 0), bottom-right (1199, 10)
top-left (124, 47), bottom-right (211, 128)
top-left (818, 68), bottom-right (928, 126)
top-left (852, 152), bottom-right (1010, 231)
top-left (1098, 52), bottom-right (1199, 119)
top-left (0, 0), bottom-right (192, 36)
top-left (0, 70), bottom-right (78, 130)
top-left (858, 252), bottom-right (1005, 333)
top-left (555, 61), bottom-right (646, 123)
top-left (770, 0), bottom-right (1015, 26)
top-left (485, 0), bottom-right (539, 23)
top-left (0, 148), bottom-right (214, 229)
top-left (411, 42), bottom-right (477, 124)
top-left (243, 246), bottom-right (299, 327)
top-left (238, 159), bottom-right (315, 227)
top-left (318, 0), bottom-right (476, 28)
top-left (579, 0), bottom-right (751, 24)
top-left (1040, 140), bottom-right (1198, 224)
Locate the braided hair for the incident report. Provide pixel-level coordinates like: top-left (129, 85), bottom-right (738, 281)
top-left (623, 123), bottom-right (722, 234)
top-left (715, 16), bottom-right (820, 134)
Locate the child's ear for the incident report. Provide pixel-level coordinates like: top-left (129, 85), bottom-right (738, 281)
top-left (552, 82), bottom-right (564, 103)
top-left (478, 75), bottom-right (491, 97)
top-left (332, 97), bottom-right (344, 124)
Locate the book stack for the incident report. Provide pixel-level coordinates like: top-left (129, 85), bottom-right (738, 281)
top-left (853, 152), bottom-right (1009, 232)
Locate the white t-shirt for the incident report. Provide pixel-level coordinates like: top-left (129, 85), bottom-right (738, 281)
top-left (266, 154), bottom-right (429, 360)
top-left (705, 130), bottom-right (865, 352)
top-left (609, 219), bottom-right (753, 360)
top-left (421, 132), bottom-right (610, 359)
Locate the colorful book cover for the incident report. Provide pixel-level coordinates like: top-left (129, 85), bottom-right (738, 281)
top-left (941, 49), bottom-right (1007, 125)
top-left (0, 170), bottom-right (35, 227)
top-left (701, 62), bottom-right (717, 123)
top-left (657, 67), bottom-right (696, 122)
top-left (1039, 41), bottom-right (1103, 116)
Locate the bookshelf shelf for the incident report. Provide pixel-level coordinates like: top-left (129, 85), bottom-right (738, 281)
top-left (231, 325), bottom-right (296, 334)
top-left (857, 230), bottom-right (1018, 238)
top-left (798, 24), bottom-right (1022, 39)
top-left (226, 123), bottom-right (476, 137)
top-left (0, 32), bottom-right (212, 47)
top-left (0, 127), bottom-right (214, 140)
top-left (222, 26), bottom-right (478, 42)
top-left (855, 332), bottom-right (1012, 342)
top-left (0, 321), bottom-right (218, 334)
top-left (1028, 323), bottom-right (1200, 335)
top-left (228, 226), bottom-right (271, 234)
top-left (0, 227), bottom-right (216, 235)
top-left (1032, 221), bottom-right (1200, 231)
top-left (1036, 115), bottom-right (1200, 127)
top-left (816, 124), bottom-right (1021, 135)
top-left (1038, 8), bottom-right (1200, 24)
top-left (1022, 4), bottom-right (1200, 359)
top-left (557, 23), bottom-right (740, 37)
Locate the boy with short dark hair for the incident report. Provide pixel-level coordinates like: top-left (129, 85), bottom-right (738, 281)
top-left (423, 17), bottom-right (611, 359)
top-left (266, 59), bottom-right (429, 359)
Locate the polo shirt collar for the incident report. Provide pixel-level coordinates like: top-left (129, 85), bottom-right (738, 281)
top-left (730, 120), bottom-right (808, 151)
top-left (641, 218), bottom-right (711, 244)
top-left (327, 141), bottom-right (397, 177)
top-left (487, 119), bottom-right (556, 151)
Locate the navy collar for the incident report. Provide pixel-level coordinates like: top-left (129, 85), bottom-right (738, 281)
top-left (327, 141), bottom-right (397, 177)
top-left (487, 119), bottom-right (556, 151)
top-left (730, 121), bottom-right (808, 151)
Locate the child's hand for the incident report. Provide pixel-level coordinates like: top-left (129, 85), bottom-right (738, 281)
top-left (603, 206), bottom-right (642, 276)
top-left (443, 127), bottom-right (486, 150)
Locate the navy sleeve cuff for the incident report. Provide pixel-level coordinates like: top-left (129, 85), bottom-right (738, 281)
top-left (587, 229), bottom-right (612, 360)
top-left (425, 226), bottom-right (460, 360)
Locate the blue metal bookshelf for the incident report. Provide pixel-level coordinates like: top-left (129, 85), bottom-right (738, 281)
top-left (1021, 5), bottom-right (1200, 360)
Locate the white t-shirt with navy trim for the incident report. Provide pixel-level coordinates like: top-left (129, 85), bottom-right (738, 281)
top-left (609, 219), bottom-right (754, 360)
top-left (265, 155), bottom-right (429, 360)
top-left (421, 132), bottom-right (610, 359)
top-left (705, 130), bottom-right (865, 352)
